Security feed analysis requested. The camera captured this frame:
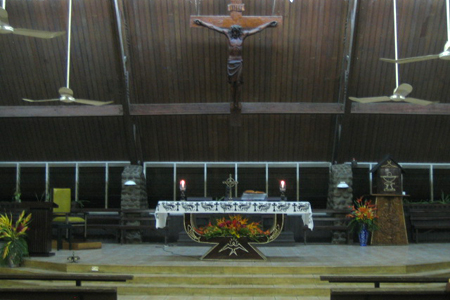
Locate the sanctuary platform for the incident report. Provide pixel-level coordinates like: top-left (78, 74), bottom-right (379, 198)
top-left (5, 243), bottom-right (450, 300)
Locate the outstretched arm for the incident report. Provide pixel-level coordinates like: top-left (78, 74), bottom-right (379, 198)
top-left (194, 19), bottom-right (228, 35)
top-left (243, 21), bottom-right (277, 38)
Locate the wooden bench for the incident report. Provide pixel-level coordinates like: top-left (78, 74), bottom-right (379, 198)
top-left (330, 288), bottom-right (450, 300)
top-left (323, 275), bottom-right (450, 300)
top-left (75, 208), bottom-right (156, 243)
top-left (0, 273), bottom-right (133, 286)
top-left (320, 275), bottom-right (450, 288)
top-left (0, 287), bottom-right (117, 300)
top-left (303, 209), bottom-right (352, 244)
top-left (408, 206), bottom-right (450, 243)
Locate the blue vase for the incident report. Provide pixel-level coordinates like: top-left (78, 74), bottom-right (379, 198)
top-left (358, 224), bottom-right (369, 246)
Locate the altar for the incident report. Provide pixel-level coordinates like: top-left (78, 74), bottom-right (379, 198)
top-left (155, 200), bottom-right (313, 260)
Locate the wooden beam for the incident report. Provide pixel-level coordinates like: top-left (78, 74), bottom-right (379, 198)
top-left (114, 0), bottom-right (142, 165)
top-left (130, 103), bottom-right (230, 115)
top-left (0, 105), bottom-right (123, 117)
top-left (130, 103), bottom-right (343, 115)
top-left (332, 0), bottom-right (359, 164)
top-left (351, 103), bottom-right (450, 115)
top-left (241, 103), bottom-right (344, 114)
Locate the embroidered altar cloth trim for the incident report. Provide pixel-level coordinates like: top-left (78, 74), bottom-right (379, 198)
top-left (155, 201), bottom-right (314, 230)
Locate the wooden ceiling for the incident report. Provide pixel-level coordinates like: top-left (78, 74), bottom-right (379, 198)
top-left (1, 0), bottom-right (450, 163)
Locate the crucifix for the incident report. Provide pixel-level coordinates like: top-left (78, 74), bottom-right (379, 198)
top-left (222, 174), bottom-right (239, 200)
top-left (191, 0), bottom-right (282, 125)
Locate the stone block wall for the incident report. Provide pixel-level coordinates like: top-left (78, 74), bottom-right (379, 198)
top-left (327, 164), bottom-right (353, 244)
top-left (121, 165), bottom-right (148, 243)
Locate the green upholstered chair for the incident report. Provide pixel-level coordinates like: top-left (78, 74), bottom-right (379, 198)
top-left (52, 188), bottom-right (87, 239)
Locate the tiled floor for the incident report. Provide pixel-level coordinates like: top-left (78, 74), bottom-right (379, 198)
top-left (29, 242), bottom-right (450, 268)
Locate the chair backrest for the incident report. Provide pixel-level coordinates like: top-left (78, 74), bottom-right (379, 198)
top-left (53, 188), bottom-right (71, 213)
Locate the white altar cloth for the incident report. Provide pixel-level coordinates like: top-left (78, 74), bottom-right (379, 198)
top-left (155, 200), bottom-right (314, 230)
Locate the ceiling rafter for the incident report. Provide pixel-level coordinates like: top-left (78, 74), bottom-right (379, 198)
top-left (0, 105), bottom-right (123, 117)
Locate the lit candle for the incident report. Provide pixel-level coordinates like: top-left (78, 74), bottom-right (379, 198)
top-left (180, 180), bottom-right (186, 191)
top-left (280, 180), bottom-right (286, 190)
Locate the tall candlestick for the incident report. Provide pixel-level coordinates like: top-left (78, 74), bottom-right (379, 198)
top-left (180, 179), bottom-right (186, 200)
top-left (280, 180), bottom-right (286, 200)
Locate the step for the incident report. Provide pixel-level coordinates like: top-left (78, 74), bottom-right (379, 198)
top-left (117, 284), bottom-right (331, 297)
top-left (128, 273), bottom-right (324, 286)
top-left (9, 260), bottom-right (450, 298)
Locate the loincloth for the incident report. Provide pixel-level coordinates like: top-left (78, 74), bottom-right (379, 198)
top-left (227, 59), bottom-right (243, 84)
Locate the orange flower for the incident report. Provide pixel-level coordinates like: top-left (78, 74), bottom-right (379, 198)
top-left (347, 196), bottom-right (379, 232)
top-left (196, 215), bottom-right (270, 241)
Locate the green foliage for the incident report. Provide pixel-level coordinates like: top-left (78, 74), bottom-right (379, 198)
top-left (0, 238), bottom-right (28, 266)
top-left (348, 217), bottom-right (378, 233)
top-left (347, 196), bottom-right (379, 233)
top-left (0, 211), bottom-right (32, 267)
top-left (404, 191), bottom-right (450, 205)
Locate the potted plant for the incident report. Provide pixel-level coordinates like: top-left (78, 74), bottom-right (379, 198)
top-left (0, 211), bottom-right (32, 267)
top-left (347, 196), bottom-right (378, 246)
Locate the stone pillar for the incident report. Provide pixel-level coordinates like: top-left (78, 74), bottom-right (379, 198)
top-left (327, 164), bottom-right (353, 244)
top-left (121, 165), bottom-right (148, 243)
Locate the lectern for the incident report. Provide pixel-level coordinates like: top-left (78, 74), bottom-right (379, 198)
top-left (0, 202), bottom-right (56, 256)
top-left (370, 156), bottom-right (408, 245)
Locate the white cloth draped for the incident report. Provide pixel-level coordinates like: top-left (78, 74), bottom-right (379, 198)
top-left (154, 200), bottom-right (314, 230)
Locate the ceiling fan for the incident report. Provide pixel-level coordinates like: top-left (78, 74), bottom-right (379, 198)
top-left (380, 0), bottom-right (450, 64)
top-left (22, 0), bottom-right (112, 106)
top-left (349, 83), bottom-right (434, 106)
top-left (0, 0), bottom-right (64, 38)
top-left (350, 0), bottom-right (436, 106)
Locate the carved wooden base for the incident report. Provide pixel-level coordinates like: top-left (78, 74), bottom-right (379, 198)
top-left (371, 196), bottom-right (408, 245)
top-left (183, 213), bottom-right (284, 260)
top-left (200, 236), bottom-right (267, 260)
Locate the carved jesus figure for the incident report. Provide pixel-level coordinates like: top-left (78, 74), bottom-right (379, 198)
top-left (194, 19), bottom-right (277, 109)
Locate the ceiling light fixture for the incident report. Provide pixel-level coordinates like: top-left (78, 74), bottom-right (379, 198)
top-left (337, 181), bottom-right (349, 189)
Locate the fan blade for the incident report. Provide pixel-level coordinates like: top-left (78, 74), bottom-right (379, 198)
top-left (404, 97), bottom-right (437, 106)
top-left (13, 28), bottom-right (65, 39)
top-left (380, 54), bottom-right (440, 64)
top-left (393, 83), bottom-right (413, 98)
top-left (445, 41), bottom-right (450, 51)
top-left (22, 98), bottom-right (60, 103)
top-left (73, 99), bottom-right (113, 106)
top-left (349, 96), bottom-right (390, 103)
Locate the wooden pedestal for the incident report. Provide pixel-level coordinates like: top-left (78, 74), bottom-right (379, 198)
top-left (371, 195), bottom-right (408, 245)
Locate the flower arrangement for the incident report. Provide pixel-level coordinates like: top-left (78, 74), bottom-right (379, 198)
top-left (0, 211), bottom-right (32, 267)
top-left (347, 196), bottom-right (378, 233)
top-left (195, 215), bottom-right (270, 242)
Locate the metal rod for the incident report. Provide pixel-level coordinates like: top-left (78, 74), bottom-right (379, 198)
top-left (430, 165), bottom-right (434, 201)
top-left (447, 0), bottom-right (450, 42)
top-left (204, 164), bottom-right (207, 197)
top-left (66, 0), bottom-right (73, 89)
top-left (393, 0), bottom-right (399, 88)
top-left (105, 163), bottom-right (109, 208)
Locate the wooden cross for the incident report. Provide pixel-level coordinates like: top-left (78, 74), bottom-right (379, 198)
top-left (190, 0), bottom-right (283, 29)
top-left (191, 0), bottom-right (282, 126)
